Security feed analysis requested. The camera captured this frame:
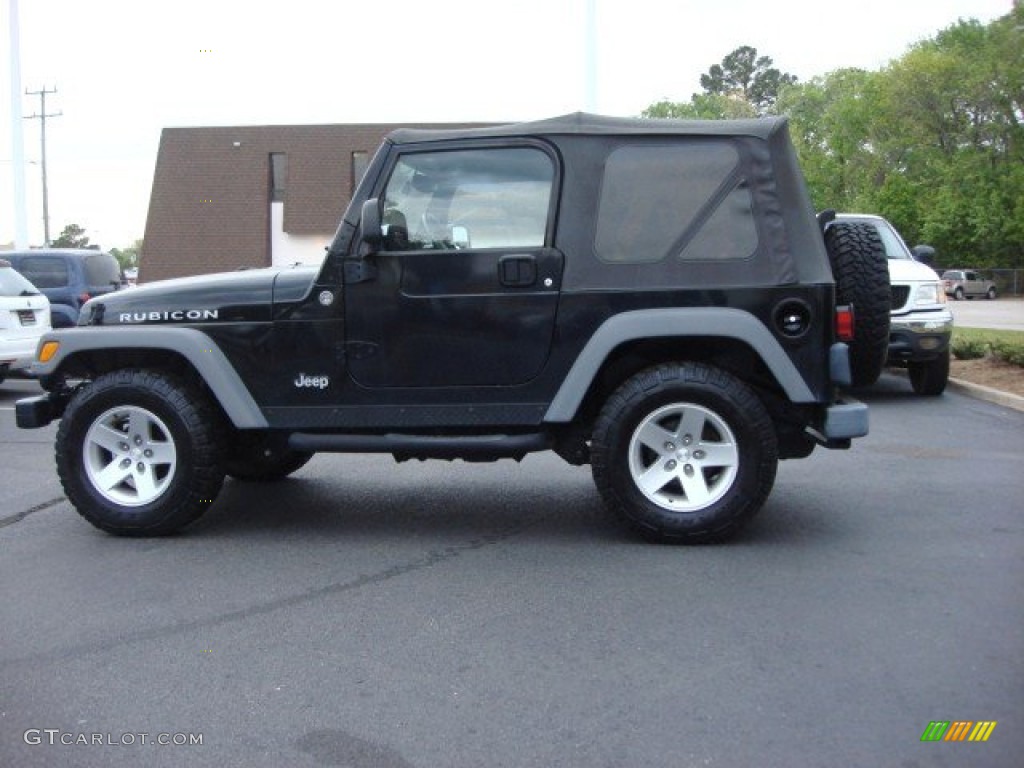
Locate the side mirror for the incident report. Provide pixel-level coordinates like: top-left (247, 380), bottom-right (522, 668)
top-left (360, 198), bottom-right (383, 250)
top-left (912, 244), bottom-right (936, 265)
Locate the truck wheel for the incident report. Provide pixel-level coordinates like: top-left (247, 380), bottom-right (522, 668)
top-left (986, 286), bottom-right (997, 300)
top-left (56, 369), bottom-right (225, 536)
top-left (908, 351), bottom-right (950, 396)
top-left (591, 363), bottom-right (778, 544)
top-left (824, 221), bottom-right (891, 387)
top-left (954, 286), bottom-right (964, 300)
top-left (224, 432), bottom-right (312, 481)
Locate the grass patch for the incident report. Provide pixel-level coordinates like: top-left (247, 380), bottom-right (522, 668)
top-left (953, 327), bottom-right (1024, 367)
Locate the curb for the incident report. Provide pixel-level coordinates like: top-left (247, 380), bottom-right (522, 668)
top-left (947, 377), bottom-right (1024, 413)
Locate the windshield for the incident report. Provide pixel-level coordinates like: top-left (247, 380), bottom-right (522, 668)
top-left (868, 220), bottom-right (914, 260)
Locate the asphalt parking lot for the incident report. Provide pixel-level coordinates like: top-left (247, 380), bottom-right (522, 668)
top-left (1, 373), bottom-right (1022, 767)
top-left (948, 296), bottom-right (1024, 331)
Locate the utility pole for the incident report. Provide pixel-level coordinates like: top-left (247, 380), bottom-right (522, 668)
top-left (7, 0), bottom-right (29, 248)
top-left (24, 86), bottom-right (61, 245)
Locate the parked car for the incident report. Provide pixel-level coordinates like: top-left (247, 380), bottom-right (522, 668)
top-left (0, 259), bottom-right (52, 384)
top-left (16, 114), bottom-right (874, 542)
top-left (4, 248), bottom-right (123, 327)
top-left (833, 214), bottom-right (953, 396)
top-left (941, 269), bottom-right (997, 300)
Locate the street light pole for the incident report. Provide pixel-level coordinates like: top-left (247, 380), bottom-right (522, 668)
top-left (7, 0), bottom-right (29, 248)
top-left (25, 85), bottom-right (61, 245)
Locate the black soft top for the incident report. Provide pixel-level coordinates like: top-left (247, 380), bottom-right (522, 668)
top-left (387, 112), bottom-right (786, 144)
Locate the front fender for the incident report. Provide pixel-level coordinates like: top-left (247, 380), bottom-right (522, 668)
top-left (29, 326), bottom-right (268, 428)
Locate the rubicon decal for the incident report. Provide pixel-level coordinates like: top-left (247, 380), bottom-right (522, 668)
top-left (294, 373), bottom-right (329, 389)
top-left (920, 721), bottom-right (997, 742)
top-left (118, 310), bottom-right (219, 323)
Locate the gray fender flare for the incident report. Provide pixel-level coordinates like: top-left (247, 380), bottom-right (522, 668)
top-left (33, 326), bottom-right (268, 428)
top-left (543, 308), bottom-right (815, 423)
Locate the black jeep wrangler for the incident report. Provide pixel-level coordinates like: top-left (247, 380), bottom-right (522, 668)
top-left (17, 114), bottom-right (887, 543)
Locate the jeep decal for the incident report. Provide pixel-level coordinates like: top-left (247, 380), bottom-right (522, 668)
top-left (294, 373), bottom-right (329, 389)
top-left (118, 310), bottom-right (219, 323)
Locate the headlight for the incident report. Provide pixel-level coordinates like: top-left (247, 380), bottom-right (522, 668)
top-left (914, 283), bottom-right (944, 305)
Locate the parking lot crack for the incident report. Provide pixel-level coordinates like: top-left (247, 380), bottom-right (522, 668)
top-left (0, 513), bottom-right (547, 668)
top-left (0, 496), bottom-right (65, 529)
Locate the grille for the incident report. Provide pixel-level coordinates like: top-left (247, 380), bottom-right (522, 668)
top-left (17, 309), bottom-right (38, 326)
top-left (890, 286), bottom-right (910, 310)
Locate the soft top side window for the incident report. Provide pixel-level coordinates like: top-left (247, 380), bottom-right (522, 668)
top-left (380, 147), bottom-right (554, 252)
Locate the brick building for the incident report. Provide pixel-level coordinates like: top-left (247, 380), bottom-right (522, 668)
top-left (141, 123), bottom-right (477, 282)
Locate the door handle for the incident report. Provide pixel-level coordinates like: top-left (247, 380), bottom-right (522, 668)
top-left (498, 255), bottom-right (537, 287)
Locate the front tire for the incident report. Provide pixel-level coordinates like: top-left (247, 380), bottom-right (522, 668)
top-left (56, 370), bottom-right (225, 536)
top-left (908, 351), bottom-right (950, 396)
top-left (591, 363), bottom-right (778, 544)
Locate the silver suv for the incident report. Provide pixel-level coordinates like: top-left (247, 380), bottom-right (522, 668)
top-left (941, 269), bottom-right (997, 300)
top-left (836, 214), bottom-right (952, 396)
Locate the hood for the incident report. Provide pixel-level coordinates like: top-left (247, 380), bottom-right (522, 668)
top-left (887, 258), bottom-right (941, 284)
top-left (80, 265), bottom-right (318, 326)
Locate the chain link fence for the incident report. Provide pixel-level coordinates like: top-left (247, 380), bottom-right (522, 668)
top-left (986, 269), bottom-right (1023, 297)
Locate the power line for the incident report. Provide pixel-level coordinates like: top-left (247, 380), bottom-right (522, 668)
top-left (24, 85), bottom-right (61, 245)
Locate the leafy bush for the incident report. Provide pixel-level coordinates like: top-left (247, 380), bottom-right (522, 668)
top-left (990, 340), bottom-right (1024, 367)
top-left (952, 337), bottom-right (989, 360)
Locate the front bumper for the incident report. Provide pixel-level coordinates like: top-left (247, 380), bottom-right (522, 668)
top-left (887, 309), bottom-right (953, 364)
top-left (15, 390), bottom-right (72, 429)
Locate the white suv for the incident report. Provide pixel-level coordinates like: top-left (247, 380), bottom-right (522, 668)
top-left (0, 259), bottom-right (51, 385)
top-left (835, 215), bottom-right (953, 396)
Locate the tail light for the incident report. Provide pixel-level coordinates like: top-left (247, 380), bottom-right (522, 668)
top-left (78, 292), bottom-right (91, 305)
top-left (835, 305), bottom-right (855, 341)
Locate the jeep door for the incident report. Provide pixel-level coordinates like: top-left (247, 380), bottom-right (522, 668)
top-left (344, 143), bottom-right (563, 388)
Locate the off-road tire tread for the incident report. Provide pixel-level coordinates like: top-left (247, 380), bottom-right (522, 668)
top-left (591, 362), bottom-right (778, 544)
top-left (56, 369), bottom-right (225, 536)
top-left (825, 221), bottom-right (891, 387)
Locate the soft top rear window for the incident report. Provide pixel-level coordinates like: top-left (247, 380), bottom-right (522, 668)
top-left (84, 253), bottom-right (122, 286)
top-left (594, 142), bottom-right (757, 264)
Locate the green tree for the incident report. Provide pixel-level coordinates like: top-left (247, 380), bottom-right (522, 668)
top-left (699, 46), bottom-right (797, 114)
top-left (642, 45), bottom-right (795, 120)
top-left (50, 223), bottom-right (90, 248)
top-left (110, 238), bottom-right (143, 271)
top-left (643, 93), bottom-right (757, 120)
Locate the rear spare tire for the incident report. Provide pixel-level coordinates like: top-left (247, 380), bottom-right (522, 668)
top-left (824, 221), bottom-right (891, 387)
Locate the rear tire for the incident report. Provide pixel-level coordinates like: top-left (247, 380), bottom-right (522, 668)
top-left (591, 363), bottom-right (777, 544)
top-left (56, 369), bottom-right (225, 536)
top-left (824, 221), bottom-right (891, 387)
top-left (908, 351), bottom-right (950, 396)
top-left (986, 286), bottom-right (997, 300)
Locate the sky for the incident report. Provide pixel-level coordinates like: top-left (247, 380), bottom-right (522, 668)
top-left (0, 0), bottom-right (1016, 249)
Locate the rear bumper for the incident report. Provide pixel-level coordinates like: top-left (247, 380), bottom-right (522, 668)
top-left (807, 396), bottom-right (868, 450)
top-left (0, 337), bottom-right (43, 371)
